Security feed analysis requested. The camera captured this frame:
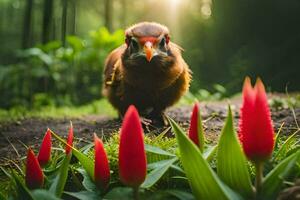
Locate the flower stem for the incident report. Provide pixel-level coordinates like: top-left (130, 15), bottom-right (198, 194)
top-left (255, 162), bottom-right (264, 198)
top-left (133, 187), bottom-right (139, 200)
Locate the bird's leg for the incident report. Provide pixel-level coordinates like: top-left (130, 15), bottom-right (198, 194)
top-left (148, 110), bottom-right (169, 127)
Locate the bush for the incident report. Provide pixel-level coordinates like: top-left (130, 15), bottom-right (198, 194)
top-left (0, 27), bottom-right (124, 109)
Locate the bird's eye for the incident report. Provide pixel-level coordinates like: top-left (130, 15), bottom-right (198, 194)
top-left (130, 39), bottom-right (139, 50)
top-left (159, 38), bottom-right (166, 48)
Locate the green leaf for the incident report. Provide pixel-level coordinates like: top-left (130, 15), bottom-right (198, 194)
top-left (203, 145), bottom-right (218, 162)
top-left (164, 189), bottom-right (195, 200)
top-left (31, 190), bottom-right (61, 200)
top-left (141, 158), bottom-right (177, 188)
top-left (51, 130), bottom-right (94, 180)
top-left (260, 150), bottom-right (300, 199)
top-left (77, 169), bottom-right (97, 192)
top-left (72, 150), bottom-right (94, 179)
top-left (64, 191), bottom-right (99, 200)
top-left (49, 154), bottom-right (72, 197)
top-left (217, 106), bottom-right (253, 198)
top-left (103, 187), bottom-right (133, 200)
top-left (145, 144), bottom-right (176, 157)
top-left (11, 171), bottom-right (34, 200)
top-left (147, 158), bottom-right (178, 170)
top-left (169, 118), bottom-right (243, 200)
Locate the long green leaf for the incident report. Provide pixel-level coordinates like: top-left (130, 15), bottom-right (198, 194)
top-left (203, 145), bottom-right (218, 162)
top-left (32, 190), bottom-right (61, 200)
top-left (49, 154), bottom-right (71, 197)
top-left (169, 118), bottom-right (243, 200)
top-left (64, 191), bottom-right (100, 200)
top-left (72, 150), bottom-right (94, 179)
top-left (217, 106), bottom-right (253, 198)
top-left (77, 169), bottom-right (97, 192)
top-left (145, 144), bottom-right (175, 157)
top-left (12, 171), bottom-right (34, 200)
top-left (164, 189), bottom-right (195, 200)
top-left (141, 157), bottom-right (177, 188)
top-left (260, 150), bottom-right (300, 199)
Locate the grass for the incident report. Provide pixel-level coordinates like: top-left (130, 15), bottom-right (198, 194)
top-left (0, 99), bottom-right (117, 122)
top-left (0, 93), bottom-right (196, 122)
top-left (0, 92), bottom-right (299, 123)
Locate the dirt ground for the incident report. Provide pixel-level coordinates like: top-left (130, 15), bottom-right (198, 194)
top-left (0, 96), bottom-right (299, 162)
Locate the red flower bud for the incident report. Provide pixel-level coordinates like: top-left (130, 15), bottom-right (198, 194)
top-left (238, 77), bottom-right (275, 162)
top-left (119, 105), bottom-right (147, 188)
top-left (37, 129), bottom-right (52, 166)
top-left (25, 148), bottom-right (44, 189)
top-left (65, 122), bottom-right (74, 155)
top-left (94, 133), bottom-right (110, 190)
top-left (188, 102), bottom-right (205, 151)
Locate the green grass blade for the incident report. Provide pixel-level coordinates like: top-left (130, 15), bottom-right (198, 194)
top-left (141, 157), bottom-right (177, 188)
top-left (273, 129), bottom-right (300, 161)
top-left (217, 106), bottom-right (254, 198)
top-left (49, 154), bottom-right (72, 197)
top-left (260, 150), bottom-right (300, 199)
top-left (169, 118), bottom-right (243, 200)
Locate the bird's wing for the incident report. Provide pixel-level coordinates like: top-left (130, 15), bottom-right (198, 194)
top-left (103, 45), bottom-right (126, 86)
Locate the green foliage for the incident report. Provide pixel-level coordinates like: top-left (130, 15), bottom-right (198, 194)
top-left (0, 28), bottom-right (123, 109)
top-left (216, 106), bottom-right (253, 198)
top-left (49, 154), bottom-right (72, 197)
top-left (170, 108), bottom-right (299, 200)
top-left (169, 118), bottom-right (242, 200)
top-left (0, 108), bottom-right (299, 199)
top-left (0, 99), bottom-right (117, 122)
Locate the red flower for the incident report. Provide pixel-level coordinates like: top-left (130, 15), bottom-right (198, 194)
top-left (94, 133), bottom-right (110, 190)
top-left (37, 128), bottom-right (52, 166)
top-left (25, 148), bottom-right (44, 189)
top-left (65, 122), bottom-right (74, 155)
top-left (188, 102), bottom-right (205, 151)
top-left (238, 77), bottom-right (274, 162)
top-left (119, 105), bottom-right (147, 188)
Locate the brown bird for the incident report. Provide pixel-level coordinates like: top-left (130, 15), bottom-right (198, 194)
top-left (102, 22), bottom-right (191, 125)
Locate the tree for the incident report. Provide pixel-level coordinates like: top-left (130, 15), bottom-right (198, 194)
top-left (104, 0), bottom-right (113, 32)
top-left (120, 0), bottom-right (127, 28)
top-left (61, 0), bottom-right (68, 46)
top-left (22, 0), bottom-right (34, 48)
top-left (42, 0), bottom-right (53, 44)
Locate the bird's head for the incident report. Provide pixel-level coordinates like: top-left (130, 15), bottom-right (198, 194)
top-left (124, 22), bottom-right (171, 62)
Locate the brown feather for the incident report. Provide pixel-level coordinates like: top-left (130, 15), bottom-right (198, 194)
top-left (102, 22), bottom-right (191, 121)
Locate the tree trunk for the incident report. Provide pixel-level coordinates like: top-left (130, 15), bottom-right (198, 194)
top-left (22, 0), bottom-right (33, 49)
top-left (42, 0), bottom-right (53, 44)
top-left (70, 0), bottom-right (76, 35)
top-left (104, 0), bottom-right (113, 32)
top-left (61, 0), bottom-right (68, 46)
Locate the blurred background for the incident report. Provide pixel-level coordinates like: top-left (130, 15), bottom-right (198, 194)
top-left (0, 0), bottom-right (299, 112)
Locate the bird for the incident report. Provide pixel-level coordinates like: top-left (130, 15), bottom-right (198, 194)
top-left (102, 22), bottom-right (191, 125)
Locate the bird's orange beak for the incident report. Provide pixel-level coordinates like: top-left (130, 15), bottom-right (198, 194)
top-left (143, 41), bottom-right (153, 62)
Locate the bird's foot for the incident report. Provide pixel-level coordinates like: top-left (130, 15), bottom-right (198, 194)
top-left (146, 112), bottom-right (169, 128)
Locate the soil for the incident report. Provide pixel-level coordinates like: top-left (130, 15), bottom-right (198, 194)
top-left (0, 96), bottom-right (299, 163)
